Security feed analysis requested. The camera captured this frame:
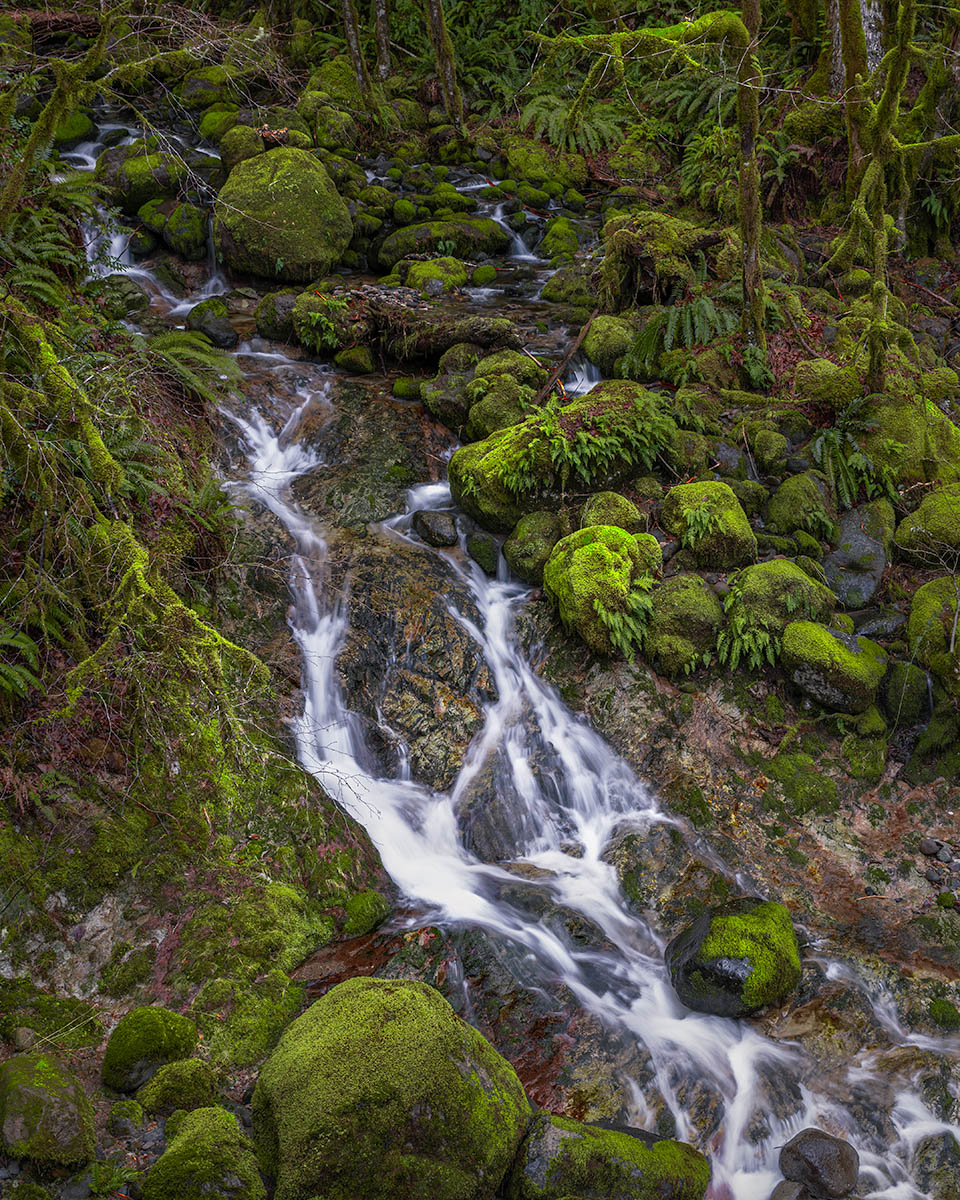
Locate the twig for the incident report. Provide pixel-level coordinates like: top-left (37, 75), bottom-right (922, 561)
top-left (533, 307), bottom-right (599, 406)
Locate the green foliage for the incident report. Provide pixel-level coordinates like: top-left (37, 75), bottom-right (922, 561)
top-left (520, 91), bottom-right (625, 156)
top-left (622, 290), bottom-right (737, 379)
top-left (593, 578), bottom-right (654, 661)
top-left (717, 608), bottom-right (780, 671)
top-left (679, 124), bottom-right (738, 218)
top-left (297, 296), bottom-right (349, 354)
top-left (811, 397), bottom-right (900, 509)
top-left (0, 622), bottom-right (41, 699)
top-left (143, 331), bottom-right (243, 408)
top-left (680, 505), bottom-right (722, 550)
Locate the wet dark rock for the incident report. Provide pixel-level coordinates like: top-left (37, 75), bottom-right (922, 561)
top-left (850, 606), bottom-right (906, 639)
top-left (769, 1183), bottom-right (807, 1200)
top-left (186, 296), bottom-right (238, 349)
top-left (912, 1130), bottom-right (960, 1199)
top-left (823, 505), bottom-right (890, 608)
top-left (466, 530), bottom-right (499, 574)
top-left (779, 1128), bottom-right (859, 1197)
top-left (412, 509), bottom-right (458, 547)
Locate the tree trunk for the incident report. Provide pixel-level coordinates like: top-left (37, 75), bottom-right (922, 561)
top-left (424, 0), bottom-right (463, 126)
top-left (738, 0), bottom-right (765, 351)
top-left (342, 0), bottom-right (376, 113)
top-left (372, 0), bottom-right (392, 79)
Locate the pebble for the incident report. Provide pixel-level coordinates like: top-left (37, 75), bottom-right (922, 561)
top-left (919, 838), bottom-right (942, 856)
top-left (936, 847), bottom-right (953, 864)
top-left (925, 869), bottom-right (943, 884)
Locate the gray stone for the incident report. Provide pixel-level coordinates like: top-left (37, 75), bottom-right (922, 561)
top-left (921, 838), bottom-right (943, 856)
top-left (823, 505), bottom-right (889, 608)
top-left (0, 1053), bottom-right (96, 1166)
top-left (780, 1128), bottom-right (859, 1197)
top-left (913, 1131), bottom-right (960, 1200)
top-left (412, 509), bottom-right (458, 547)
top-left (770, 1183), bottom-right (807, 1200)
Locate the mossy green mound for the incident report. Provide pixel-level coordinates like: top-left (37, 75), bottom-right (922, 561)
top-left (181, 65), bottom-right (237, 109)
top-left (507, 1111), bottom-right (709, 1200)
top-left (405, 256), bottom-right (469, 295)
top-left (504, 512), bottom-right (564, 585)
top-left (0, 1053), bottom-right (95, 1166)
top-left (343, 889), bottom-right (391, 936)
top-left (723, 559), bottom-right (836, 647)
top-left (766, 471), bottom-right (835, 538)
top-left (254, 291), bottom-right (298, 341)
top-left (220, 125), bottom-right (265, 172)
top-left (543, 526), bottom-right (658, 657)
top-left (53, 110), bottom-right (94, 147)
top-left (214, 148), bottom-right (352, 283)
top-left (645, 574), bottom-right (723, 678)
top-left (142, 1106), bottom-right (264, 1200)
top-left (894, 484), bottom-right (960, 566)
top-left (665, 900), bottom-right (802, 1017)
top-left (102, 1006), bottom-right (198, 1092)
top-left (907, 577), bottom-right (960, 693)
top-left (137, 1059), bottom-right (219, 1115)
top-left (763, 751), bottom-right (839, 815)
top-left (95, 140), bottom-right (188, 215)
top-left (882, 660), bottom-right (930, 726)
top-left (582, 316), bottom-right (633, 376)
top-left (503, 135), bottom-right (588, 190)
top-left (661, 481), bottom-right (757, 569)
top-left (466, 376), bottom-right (528, 441)
top-left (581, 491), bottom-right (644, 533)
top-left (252, 976), bottom-right (530, 1200)
top-left (793, 358), bottom-right (861, 410)
top-left (781, 621), bottom-right (887, 713)
top-left (378, 217), bottom-right (510, 270)
top-left (863, 395), bottom-right (960, 486)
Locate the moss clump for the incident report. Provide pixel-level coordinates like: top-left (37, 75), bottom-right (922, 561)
top-left (393, 197), bottom-right (417, 225)
top-left (219, 125), bottom-right (264, 172)
top-left (334, 345), bottom-right (375, 374)
top-left (474, 349), bottom-right (546, 388)
top-left (781, 621), bottom-right (887, 714)
top-left (189, 970), bottom-right (305, 1068)
top-left (254, 290), bottom-right (298, 341)
top-left (793, 358), bottom-right (861, 411)
top-left (661, 481), bottom-right (757, 570)
top-left (163, 202), bottom-right (207, 260)
top-left (666, 900), bottom-right (802, 1017)
top-left (504, 512), bottom-right (563, 585)
top-left (907, 577), bottom-right (960, 693)
top-left (214, 148), bottom-right (353, 283)
top-left (0, 1053), bottom-right (95, 1165)
top-left (95, 141), bottom-right (188, 215)
top-left (503, 135), bottom-right (587, 190)
top-left (100, 941), bottom-right (156, 997)
top-left (763, 751), bottom-right (839, 815)
top-left (725, 559), bottom-right (836, 636)
top-left (544, 526), bottom-right (657, 657)
top-left (539, 217), bottom-right (581, 265)
top-left (472, 264), bottom-right (498, 286)
top-left (137, 1059), bottom-right (219, 1116)
top-left (507, 1112), bottom-right (709, 1200)
top-left (252, 977), bottom-right (530, 1200)
top-left (102, 1006), bottom-right (197, 1092)
top-left (581, 491), bottom-right (644, 534)
top-left (466, 378), bottom-right (529, 441)
top-left (766, 472), bottom-right (835, 538)
top-left (107, 1099), bottom-right (144, 1135)
top-left (181, 65), bottom-right (236, 109)
top-left (929, 997), bottom-right (960, 1030)
top-left (378, 217), bottom-right (509, 270)
top-left (343, 890), bottom-right (391, 937)
top-left (405, 256), bottom-right (469, 296)
top-left (197, 104), bottom-right (239, 143)
top-left (882, 661), bottom-right (930, 726)
top-left (894, 484), bottom-right (960, 565)
top-left (0, 978), bottom-right (102, 1049)
top-left (540, 263), bottom-right (594, 307)
top-left (863, 395), bottom-right (960, 486)
top-left (142, 1106), bottom-right (264, 1200)
top-left (53, 111), bottom-right (94, 147)
top-left (582, 316), bottom-right (633, 377)
top-left (645, 574), bottom-right (723, 679)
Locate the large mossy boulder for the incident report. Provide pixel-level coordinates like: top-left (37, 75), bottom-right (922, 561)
top-left (102, 1006), bottom-right (198, 1092)
top-left (645, 574), bottom-right (723, 678)
top-left (502, 135), bottom-right (588, 190)
top-left (251, 977), bottom-right (530, 1200)
top-left (724, 560), bottom-right (835, 642)
top-left (214, 148), bottom-right (352, 283)
top-left (665, 899), bottom-right (802, 1017)
top-left (582, 316), bottom-right (633, 376)
top-left (506, 1111), bottom-right (709, 1200)
top-left (907, 576), bottom-right (960, 693)
top-left (862, 396), bottom-right (960, 486)
top-left (95, 139), bottom-right (188, 215)
top-left (142, 1107), bottom-right (264, 1200)
top-left (894, 484), bottom-right (960, 567)
top-left (543, 526), bottom-right (661, 657)
top-left (766, 472), bottom-right (836, 538)
top-left (823, 500), bottom-right (893, 607)
top-left (504, 512), bottom-right (564, 585)
top-left (378, 217), bottom-right (510, 270)
top-left (661, 481), bottom-right (757, 570)
top-left (449, 381), bottom-right (676, 532)
top-left (781, 621), bottom-right (887, 714)
top-left (0, 1053), bottom-right (95, 1166)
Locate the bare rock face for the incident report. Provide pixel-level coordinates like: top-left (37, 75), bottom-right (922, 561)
top-left (779, 1128), bottom-right (860, 1197)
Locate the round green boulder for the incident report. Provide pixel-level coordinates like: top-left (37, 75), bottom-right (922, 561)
top-left (102, 1006), bottom-right (198, 1092)
top-left (143, 1106), bottom-right (264, 1200)
top-left (581, 491), bottom-right (644, 534)
top-left (252, 976), bottom-right (530, 1200)
top-left (504, 511), bottom-right (563, 585)
top-left (214, 148), bottom-right (352, 283)
top-left (661, 481), bottom-right (757, 569)
top-left (0, 1053), bottom-right (95, 1166)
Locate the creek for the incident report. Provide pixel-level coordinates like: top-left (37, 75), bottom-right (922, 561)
top-left (72, 118), bottom-right (959, 1200)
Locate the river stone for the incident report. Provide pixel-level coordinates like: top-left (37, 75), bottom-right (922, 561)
top-left (779, 1129), bottom-right (859, 1197)
top-left (412, 509), bottom-right (458, 547)
top-left (912, 1130), bottom-right (960, 1199)
top-left (665, 899), bottom-right (802, 1018)
top-left (214, 148), bottom-right (352, 283)
top-left (0, 1053), bottom-right (96, 1165)
top-left (769, 1184), bottom-right (806, 1200)
top-left (505, 1111), bottom-right (709, 1200)
top-left (781, 622), bottom-right (887, 715)
top-left (823, 503), bottom-right (891, 607)
top-left (186, 297), bottom-right (238, 349)
top-left (142, 1106), bottom-right (264, 1200)
top-left (252, 977), bottom-right (530, 1200)
top-left (102, 1006), bottom-right (197, 1092)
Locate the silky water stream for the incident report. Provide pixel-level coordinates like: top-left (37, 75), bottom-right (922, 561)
top-left (74, 128), bottom-right (960, 1200)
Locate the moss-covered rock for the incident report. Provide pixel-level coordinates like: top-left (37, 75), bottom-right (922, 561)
top-left (863, 395), bottom-right (960, 486)
top-left (766, 472), bottom-right (835, 538)
top-left (504, 512), bottom-right (563, 585)
top-left (107, 1099), bottom-right (144, 1136)
top-left (466, 377), bottom-right (529, 441)
top-left (137, 1059), bottom-right (219, 1115)
top-left (894, 484), bottom-right (960, 566)
top-left (142, 1106), bottom-right (264, 1200)
top-left (763, 751), bottom-right (839, 815)
top-left (581, 491), bottom-right (644, 533)
top-left (538, 216), bottom-right (582, 265)
top-left (582, 316), bottom-right (633, 376)
top-left (334, 345), bottom-right (376, 373)
top-left (186, 296), bottom-right (238, 349)
top-left (645, 575), bottom-right (723, 678)
top-left (214, 148), bottom-right (352, 283)
top-left (781, 621), bottom-right (887, 713)
top-left (102, 1006), bottom-right (197, 1092)
top-left (661, 481), bottom-right (757, 569)
top-left (503, 135), bottom-right (587, 190)
top-left (793, 358), bottom-right (861, 410)
top-left (53, 110), bottom-right (94, 147)
top-left (540, 261), bottom-right (594, 307)
top-left (252, 977), bottom-right (530, 1200)
top-left (220, 124), bottom-right (265, 172)
top-left (378, 217), bottom-right (510, 270)
top-left (724, 559), bottom-right (836, 642)
top-left (0, 1053), bottom-right (95, 1166)
top-left (197, 103), bottom-right (239, 143)
top-left (405, 256), bottom-right (469, 296)
top-left (543, 526), bottom-right (658, 657)
top-left (907, 577), bottom-right (960, 693)
top-left (95, 140), bottom-right (188, 215)
top-left (506, 1111), bottom-right (709, 1200)
top-left (181, 65), bottom-right (237, 109)
top-left (254, 290), bottom-right (298, 341)
top-left (665, 899), bottom-right (802, 1017)
top-left (882, 660), bottom-right (930, 726)
top-left (343, 889), bottom-right (390, 936)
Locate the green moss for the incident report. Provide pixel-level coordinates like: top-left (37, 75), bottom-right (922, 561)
top-left (405, 256), bottom-right (469, 296)
top-left (466, 377), bottom-right (528, 441)
top-left (190, 970), bottom-right (305, 1068)
top-left (100, 941), bottom-right (156, 997)
top-left (726, 559), bottom-right (835, 634)
top-left (581, 491), bottom-right (644, 534)
top-left (343, 890), bottom-right (391, 937)
top-left (472, 264), bottom-right (497, 286)
top-left (393, 197), bottom-right (417, 225)
top-left (841, 731), bottom-right (887, 783)
top-left (102, 1006), bottom-right (198, 1092)
top-left (108, 1099), bottom-right (145, 1134)
top-left (645, 574), bottom-right (723, 679)
top-left (214, 148), bottom-right (352, 283)
top-left (378, 217), bottom-right (510, 270)
top-left (0, 1053), bottom-right (95, 1165)
top-left (508, 1112), bottom-right (709, 1200)
top-left (0, 978), bottom-right (102, 1049)
top-left (582, 316), bottom-right (633, 376)
top-left (252, 977), bottom-right (530, 1200)
top-left (95, 141), bottom-right (188, 215)
top-left (539, 216), bottom-right (581, 265)
top-left (781, 621), bottom-right (887, 714)
top-left (137, 1059), bottom-right (218, 1115)
top-left (764, 751), bottom-right (839, 815)
top-left (766, 472), bottom-right (835, 538)
top-left (863, 395), bottom-right (960, 486)
top-left (661, 481), bottom-right (757, 570)
top-left (334, 345), bottom-right (376, 373)
top-left (540, 263), bottom-right (594, 307)
top-left (504, 512), bottom-right (564, 585)
top-left (53, 110), bottom-right (94, 147)
top-left (143, 1106), bottom-right (264, 1200)
top-left (727, 479), bottom-right (769, 517)
top-left (793, 358), bottom-right (861, 410)
top-left (695, 901), bottom-right (801, 1010)
top-left (181, 65), bottom-right (237, 109)
top-left (882, 661), bottom-right (930, 726)
top-left (254, 290), bottom-right (297, 341)
top-left (929, 998), bottom-right (960, 1029)
top-left (503, 135), bottom-right (588, 190)
top-left (543, 526), bottom-right (656, 657)
top-left (907, 577), bottom-right (960, 693)
top-left (197, 104), bottom-right (239, 143)
top-left (752, 428), bottom-right (788, 475)
top-left (894, 484), bottom-right (960, 563)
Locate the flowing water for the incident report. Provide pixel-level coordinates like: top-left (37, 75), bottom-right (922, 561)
top-left (74, 123), bottom-right (960, 1200)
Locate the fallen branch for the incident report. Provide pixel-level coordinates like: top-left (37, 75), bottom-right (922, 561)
top-left (534, 307), bottom-right (599, 406)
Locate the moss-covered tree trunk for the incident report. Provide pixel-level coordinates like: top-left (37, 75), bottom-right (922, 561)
top-left (424, 0), bottom-right (464, 126)
top-left (739, 0), bottom-right (765, 351)
top-left (372, 0), bottom-right (392, 79)
top-left (342, 0), bottom-right (377, 114)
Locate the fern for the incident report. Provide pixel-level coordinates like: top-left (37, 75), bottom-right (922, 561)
top-left (520, 91), bottom-right (625, 157)
top-left (811, 397), bottom-right (899, 509)
top-left (0, 622), bottom-right (42, 699)
top-left (143, 331), bottom-right (242, 406)
top-left (593, 579), bottom-right (654, 662)
top-left (622, 292), bottom-right (737, 380)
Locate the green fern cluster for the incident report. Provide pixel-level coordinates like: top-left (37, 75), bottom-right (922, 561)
top-left (717, 610), bottom-right (781, 671)
top-left (811, 397), bottom-right (900, 509)
top-left (680, 505), bottom-right (723, 550)
top-left (593, 580), bottom-right (654, 662)
top-left (622, 292), bottom-right (737, 379)
top-left (142, 330), bottom-right (243, 407)
top-left (520, 91), bottom-right (625, 156)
